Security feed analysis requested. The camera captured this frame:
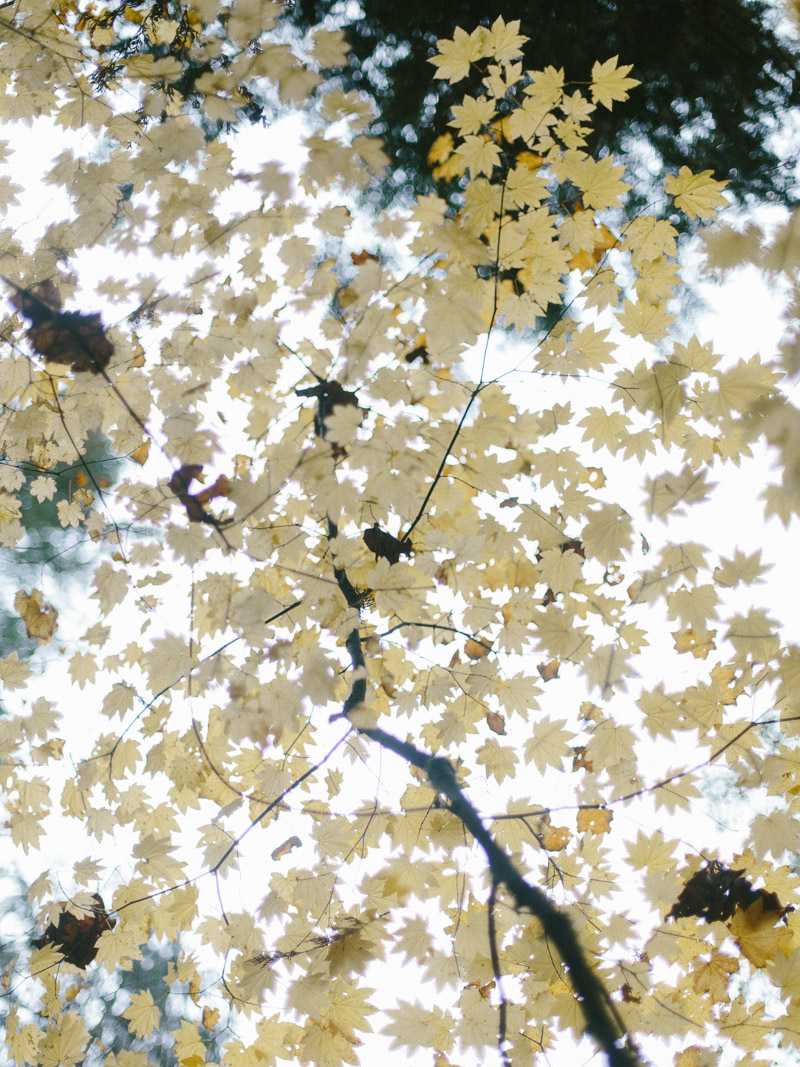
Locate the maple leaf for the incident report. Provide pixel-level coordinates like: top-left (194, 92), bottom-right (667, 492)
top-left (667, 861), bottom-right (790, 928)
top-left (664, 166), bottom-right (729, 219)
top-left (0, 651), bottom-right (32, 690)
top-left (692, 952), bottom-right (738, 999)
top-left (590, 56), bottom-right (640, 109)
top-left (32, 894), bottom-right (116, 968)
top-left (123, 990), bottom-right (161, 1039)
top-left (428, 26), bottom-right (488, 83)
top-left (172, 1020), bottom-right (206, 1067)
top-left (0, 14), bottom-right (795, 1067)
top-left (14, 589), bottom-right (57, 643)
top-left (7, 276), bottom-right (114, 374)
top-left (729, 898), bottom-right (793, 967)
top-left (577, 808), bottom-right (613, 835)
top-left (38, 1013), bottom-right (90, 1067)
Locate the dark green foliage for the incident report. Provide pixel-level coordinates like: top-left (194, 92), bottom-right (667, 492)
top-left (80, 0), bottom-right (800, 221)
top-left (287, 0), bottom-right (800, 214)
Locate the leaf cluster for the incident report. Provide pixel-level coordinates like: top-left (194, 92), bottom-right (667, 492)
top-left (0, 8), bottom-right (797, 1067)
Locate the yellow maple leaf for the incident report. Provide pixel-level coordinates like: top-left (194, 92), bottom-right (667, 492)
top-left (123, 990), bottom-right (160, 1039)
top-left (729, 900), bottom-right (793, 967)
top-left (0, 650), bottom-right (32, 690)
top-left (429, 26), bottom-right (488, 84)
top-left (458, 134), bottom-right (502, 176)
top-left (172, 1020), bottom-right (206, 1067)
top-left (573, 153), bottom-right (631, 209)
top-left (691, 952), bottom-right (738, 999)
top-left (14, 589), bottom-right (57, 643)
top-left (483, 16), bottom-right (527, 63)
top-left (590, 56), bottom-right (640, 109)
top-left (675, 1046), bottom-right (718, 1067)
top-left (664, 166), bottom-right (729, 220)
top-left (37, 1014), bottom-right (88, 1066)
top-left (673, 629), bottom-right (717, 659)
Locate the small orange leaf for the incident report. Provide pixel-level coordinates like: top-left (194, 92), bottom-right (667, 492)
top-left (428, 133), bottom-right (454, 165)
top-left (202, 1006), bottom-right (220, 1029)
top-left (542, 826), bottom-right (570, 851)
top-left (351, 249), bottom-right (380, 265)
top-left (486, 711), bottom-right (506, 735)
top-left (131, 439), bottom-right (150, 465)
top-left (516, 150), bottom-right (544, 170)
top-left (567, 248), bottom-right (597, 273)
top-left (572, 747), bottom-right (593, 771)
top-left (465, 638), bottom-right (492, 660)
top-left (194, 474), bottom-right (232, 503)
top-left (537, 659), bottom-right (560, 682)
top-left (577, 808), bottom-right (612, 834)
top-left (271, 835), bottom-right (301, 861)
top-left (14, 589), bottom-right (57, 643)
top-left (673, 629), bottom-right (717, 659)
top-left (592, 223), bottom-right (618, 252)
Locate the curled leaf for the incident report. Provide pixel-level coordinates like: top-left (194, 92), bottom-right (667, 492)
top-left (271, 835), bottom-right (302, 861)
top-left (14, 589), bottom-right (57, 643)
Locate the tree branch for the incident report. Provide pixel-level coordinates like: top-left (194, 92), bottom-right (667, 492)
top-left (327, 560), bottom-right (646, 1067)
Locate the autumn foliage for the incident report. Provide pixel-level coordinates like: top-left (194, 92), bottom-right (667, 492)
top-left (32, 894), bottom-right (116, 969)
top-left (0, 6), bottom-right (799, 1067)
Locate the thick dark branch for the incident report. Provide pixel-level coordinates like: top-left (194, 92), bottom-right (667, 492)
top-left (319, 368), bottom-right (643, 1066)
top-left (359, 731), bottom-right (645, 1067)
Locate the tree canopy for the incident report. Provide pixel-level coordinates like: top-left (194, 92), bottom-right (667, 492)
top-left (0, 7), bottom-right (799, 1067)
top-left (289, 0), bottom-right (800, 213)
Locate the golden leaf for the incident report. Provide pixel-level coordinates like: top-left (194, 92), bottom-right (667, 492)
top-left (14, 589), bottom-right (57, 643)
top-left (486, 711), bottom-right (506, 735)
top-left (201, 1006), bottom-right (220, 1029)
top-left (271, 835), bottom-right (301, 861)
top-left (729, 900), bottom-right (793, 968)
top-left (465, 637), bottom-right (492, 660)
top-left (576, 808), bottom-right (612, 835)
top-left (542, 826), bottom-right (570, 851)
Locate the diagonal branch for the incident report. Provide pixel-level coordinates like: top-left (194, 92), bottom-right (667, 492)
top-left (326, 568), bottom-right (646, 1067)
top-left (313, 295), bottom-right (644, 1063)
top-left (352, 723), bottom-right (645, 1067)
